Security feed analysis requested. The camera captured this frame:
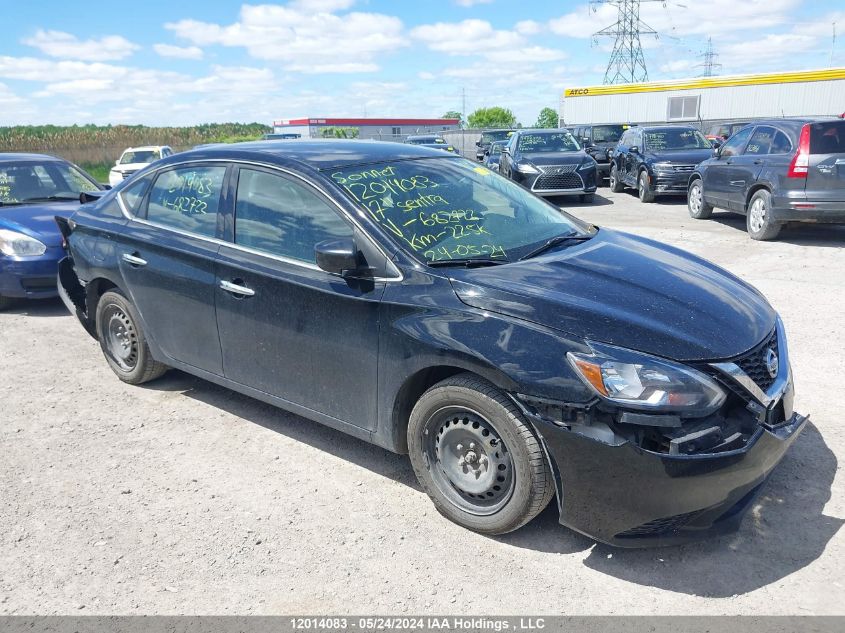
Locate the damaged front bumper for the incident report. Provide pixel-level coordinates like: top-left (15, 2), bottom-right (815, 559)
top-left (514, 321), bottom-right (807, 547)
top-left (525, 407), bottom-right (806, 547)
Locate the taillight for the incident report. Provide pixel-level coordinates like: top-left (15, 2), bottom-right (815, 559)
top-left (787, 124), bottom-right (811, 178)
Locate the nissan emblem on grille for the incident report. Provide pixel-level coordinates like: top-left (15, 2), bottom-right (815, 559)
top-left (766, 348), bottom-right (779, 379)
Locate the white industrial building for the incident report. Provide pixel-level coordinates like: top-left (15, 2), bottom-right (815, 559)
top-left (559, 68), bottom-right (845, 127)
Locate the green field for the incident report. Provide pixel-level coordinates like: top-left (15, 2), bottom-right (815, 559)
top-left (0, 123), bottom-right (272, 181)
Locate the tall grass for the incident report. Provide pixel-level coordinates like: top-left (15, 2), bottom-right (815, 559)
top-left (0, 123), bottom-right (272, 179)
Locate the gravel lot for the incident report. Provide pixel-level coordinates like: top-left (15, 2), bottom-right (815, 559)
top-left (1, 189), bottom-right (843, 615)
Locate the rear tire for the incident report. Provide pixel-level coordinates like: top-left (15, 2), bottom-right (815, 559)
top-left (579, 193), bottom-right (595, 203)
top-left (609, 164), bottom-right (624, 193)
top-left (746, 190), bottom-right (782, 241)
top-left (95, 289), bottom-right (168, 384)
top-left (687, 179), bottom-right (714, 219)
top-left (407, 373), bottom-right (554, 535)
top-left (638, 171), bottom-right (655, 203)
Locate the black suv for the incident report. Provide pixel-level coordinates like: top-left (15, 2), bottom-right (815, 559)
top-left (569, 123), bottom-right (630, 180)
top-left (609, 126), bottom-right (713, 202)
top-left (688, 118), bottom-right (845, 240)
top-left (475, 129), bottom-right (514, 161)
top-left (499, 129), bottom-right (597, 202)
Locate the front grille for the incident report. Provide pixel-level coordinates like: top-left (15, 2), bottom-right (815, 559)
top-left (735, 328), bottom-right (779, 391)
top-left (120, 170), bottom-right (137, 180)
top-left (616, 510), bottom-right (701, 538)
top-left (533, 172), bottom-right (583, 191)
top-left (672, 164), bottom-right (695, 172)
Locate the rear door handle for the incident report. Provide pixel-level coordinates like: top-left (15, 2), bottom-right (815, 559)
top-left (121, 253), bottom-right (147, 267)
top-left (219, 279), bottom-right (255, 297)
top-left (753, 159), bottom-right (763, 165)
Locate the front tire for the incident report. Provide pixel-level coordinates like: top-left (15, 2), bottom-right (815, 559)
top-left (638, 171), bottom-right (655, 203)
top-left (407, 373), bottom-right (554, 535)
top-left (95, 289), bottom-right (168, 384)
top-left (609, 164), bottom-right (624, 193)
top-left (687, 179), bottom-right (714, 219)
top-left (746, 189), bottom-right (782, 241)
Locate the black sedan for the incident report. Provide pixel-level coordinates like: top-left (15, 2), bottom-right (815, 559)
top-left (609, 126), bottom-right (714, 202)
top-left (499, 129), bottom-right (597, 202)
top-left (57, 140), bottom-right (805, 546)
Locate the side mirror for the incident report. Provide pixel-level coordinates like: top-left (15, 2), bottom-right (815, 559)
top-left (629, 146), bottom-right (639, 154)
top-left (114, 159), bottom-right (120, 166)
top-left (711, 139), bottom-right (723, 149)
top-left (475, 141), bottom-right (482, 147)
top-left (582, 137), bottom-right (591, 146)
top-left (502, 147), bottom-right (510, 154)
top-left (712, 146), bottom-right (721, 158)
top-left (484, 149), bottom-right (490, 156)
top-left (315, 238), bottom-right (360, 276)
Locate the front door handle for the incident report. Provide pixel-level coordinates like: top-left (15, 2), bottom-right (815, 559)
top-left (122, 253), bottom-right (147, 267)
top-left (753, 159), bottom-right (763, 165)
top-left (219, 279), bottom-right (255, 297)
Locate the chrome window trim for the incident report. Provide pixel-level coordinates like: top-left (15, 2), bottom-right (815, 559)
top-left (115, 157), bottom-right (403, 282)
top-left (710, 316), bottom-right (790, 407)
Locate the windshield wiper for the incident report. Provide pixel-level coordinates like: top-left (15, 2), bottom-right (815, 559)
top-left (518, 232), bottom-right (593, 261)
top-left (427, 257), bottom-right (508, 268)
top-left (20, 195), bottom-right (80, 202)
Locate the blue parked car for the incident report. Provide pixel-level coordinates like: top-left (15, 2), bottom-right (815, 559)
top-left (0, 153), bottom-right (102, 310)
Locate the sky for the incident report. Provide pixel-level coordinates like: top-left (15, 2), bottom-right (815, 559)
top-left (1, 0), bottom-right (844, 127)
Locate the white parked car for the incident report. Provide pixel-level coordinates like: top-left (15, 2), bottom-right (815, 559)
top-left (108, 146), bottom-right (173, 186)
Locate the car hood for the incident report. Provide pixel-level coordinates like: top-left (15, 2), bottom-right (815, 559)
top-left (447, 229), bottom-right (775, 361)
top-left (113, 162), bottom-right (151, 172)
top-left (521, 151), bottom-right (587, 166)
top-left (0, 201), bottom-right (79, 247)
top-left (647, 149), bottom-right (713, 165)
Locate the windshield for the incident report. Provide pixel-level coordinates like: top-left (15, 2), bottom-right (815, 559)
top-left (644, 129), bottom-right (711, 151)
top-left (330, 158), bottom-right (592, 263)
top-left (481, 130), bottom-right (512, 144)
top-left (120, 150), bottom-right (160, 164)
top-left (0, 161), bottom-right (99, 204)
top-left (518, 132), bottom-right (580, 153)
top-left (592, 125), bottom-right (626, 143)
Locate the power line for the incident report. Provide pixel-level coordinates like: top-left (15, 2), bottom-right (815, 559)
top-left (695, 37), bottom-right (721, 77)
top-left (590, 0), bottom-right (663, 84)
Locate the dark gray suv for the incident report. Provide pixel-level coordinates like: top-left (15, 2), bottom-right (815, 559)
top-left (688, 118), bottom-right (845, 240)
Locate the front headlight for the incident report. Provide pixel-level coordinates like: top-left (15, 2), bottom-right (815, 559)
top-left (653, 162), bottom-right (674, 173)
top-left (577, 160), bottom-right (595, 170)
top-left (0, 229), bottom-right (47, 257)
top-left (515, 161), bottom-right (540, 174)
top-left (567, 342), bottom-right (726, 417)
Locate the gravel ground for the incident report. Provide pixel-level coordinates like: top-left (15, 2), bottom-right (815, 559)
top-left (1, 189), bottom-right (843, 615)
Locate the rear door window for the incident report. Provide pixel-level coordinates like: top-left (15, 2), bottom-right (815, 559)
top-left (745, 126), bottom-right (776, 155)
top-left (810, 121), bottom-right (845, 155)
top-left (145, 165), bottom-right (226, 237)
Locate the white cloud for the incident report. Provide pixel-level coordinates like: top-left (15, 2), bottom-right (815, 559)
top-left (549, 0), bottom-right (799, 39)
top-left (165, 2), bottom-right (406, 73)
top-left (153, 43), bottom-right (204, 60)
top-left (418, 71), bottom-right (436, 80)
top-left (0, 56), bottom-right (128, 81)
top-left (455, 0), bottom-right (493, 6)
top-left (514, 20), bottom-right (542, 36)
top-left (411, 19), bottom-right (522, 54)
top-left (22, 29), bottom-right (139, 61)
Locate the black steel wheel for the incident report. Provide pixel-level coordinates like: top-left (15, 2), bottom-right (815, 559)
top-left (408, 373), bottom-right (554, 535)
top-left (95, 290), bottom-right (167, 384)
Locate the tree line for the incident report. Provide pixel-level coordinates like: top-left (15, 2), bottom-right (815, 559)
top-left (442, 107), bottom-right (558, 130)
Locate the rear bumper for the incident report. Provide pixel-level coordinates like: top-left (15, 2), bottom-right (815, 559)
top-left (526, 409), bottom-right (807, 547)
top-left (0, 246), bottom-right (63, 299)
top-left (771, 197), bottom-right (845, 223)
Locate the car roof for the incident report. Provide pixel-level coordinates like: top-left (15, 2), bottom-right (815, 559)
top-left (173, 139), bottom-right (458, 170)
top-left (406, 134), bottom-right (441, 139)
top-left (637, 125), bottom-right (700, 132)
top-left (123, 146), bottom-right (167, 152)
top-left (0, 152), bottom-right (67, 163)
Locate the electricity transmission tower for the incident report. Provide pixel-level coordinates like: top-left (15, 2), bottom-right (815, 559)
top-left (590, 0), bottom-right (662, 84)
top-left (695, 37), bottom-right (722, 77)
